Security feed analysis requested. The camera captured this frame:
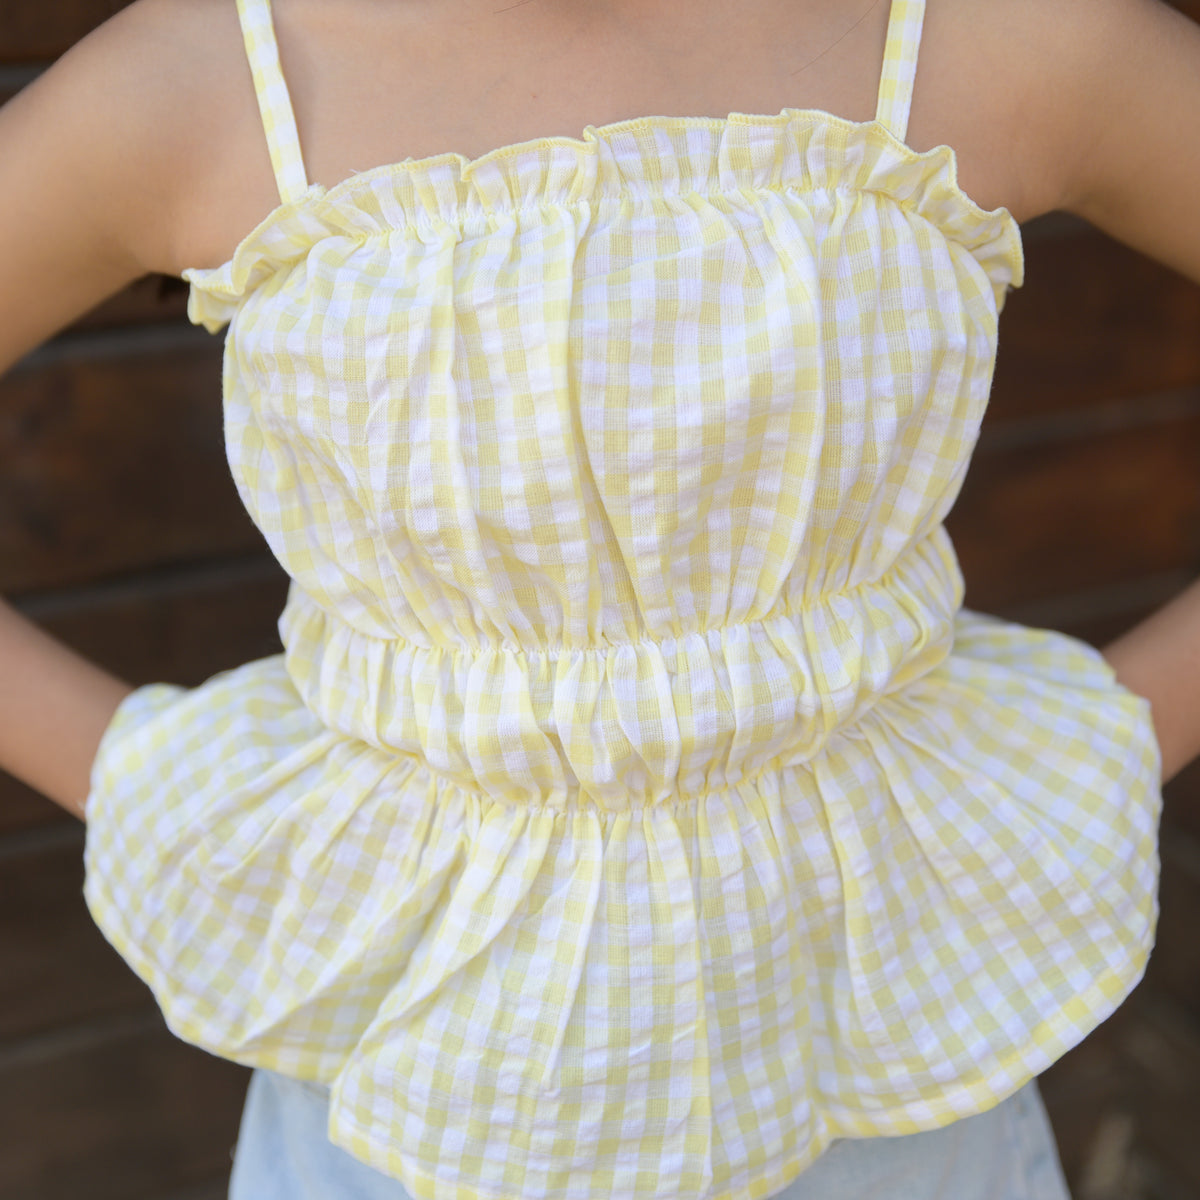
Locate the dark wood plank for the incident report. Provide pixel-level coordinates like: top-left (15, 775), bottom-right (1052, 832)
top-left (0, 64), bottom-right (40, 105)
top-left (0, 0), bottom-right (132, 63)
top-left (948, 399), bottom-right (1200, 612)
top-left (0, 776), bottom-right (75, 839)
top-left (0, 329), bottom-right (263, 594)
top-left (65, 275), bottom-right (192, 335)
top-left (1002, 569), bottom-right (1198, 650)
top-left (1039, 985), bottom-right (1200, 1200)
top-left (1143, 827), bottom-right (1200, 1022)
top-left (157, 1179), bottom-right (234, 1200)
top-left (17, 554), bottom-right (291, 683)
top-left (994, 228), bottom-right (1200, 423)
top-left (0, 554), bottom-right (290, 838)
top-left (0, 826), bottom-right (152, 1042)
top-left (0, 1010), bottom-right (249, 1200)
top-left (1162, 758), bottom-right (1200, 848)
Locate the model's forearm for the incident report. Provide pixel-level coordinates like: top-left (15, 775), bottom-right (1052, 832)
top-left (0, 594), bottom-right (133, 821)
top-left (1101, 574), bottom-right (1200, 786)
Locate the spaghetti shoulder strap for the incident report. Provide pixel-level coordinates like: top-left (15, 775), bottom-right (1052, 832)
top-left (234, 0), bottom-right (310, 204)
top-left (874, 0), bottom-right (927, 143)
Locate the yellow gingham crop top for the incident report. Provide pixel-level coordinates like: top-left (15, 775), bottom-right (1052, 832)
top-left (82, 0), bottom-right (1163, 1196)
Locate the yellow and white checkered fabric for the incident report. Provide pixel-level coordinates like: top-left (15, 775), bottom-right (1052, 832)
top-left (82, 0), bottom-right (1163, 1197)
top-left (234, 0), bottom-right (308, 204)
top-left (875, 0), bottom-right (925, 140)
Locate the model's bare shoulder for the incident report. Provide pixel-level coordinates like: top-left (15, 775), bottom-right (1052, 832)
top-left (901, 0), bottom-right (1067, 223)
top-left (1045, 0), bottom-right (1200, 285)
top-left (0, 0), bottom-right (274, 372)
top-left (942, 0), bottom-right (1200, 267)
top-left (6, 0), bottom-right (272, 277)
top-left (979, 0), bottom-right (1152, 223)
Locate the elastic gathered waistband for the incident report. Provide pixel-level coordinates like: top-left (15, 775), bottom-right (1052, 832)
top-left (279, 536), bottom-right (963, 809)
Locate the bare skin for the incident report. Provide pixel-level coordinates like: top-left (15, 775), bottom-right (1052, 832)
top-left (142, 0), bottom-right (1110, 271)
top-left (1, 0), bottom-right (1199, 816)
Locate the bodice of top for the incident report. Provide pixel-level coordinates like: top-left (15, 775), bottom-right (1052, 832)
top-left (85, 4), bottom-right (1159, 1198)
top-left (183, 9), bottom-right (1023, 810)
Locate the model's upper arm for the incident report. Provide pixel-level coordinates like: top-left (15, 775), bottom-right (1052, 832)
top-left (0, 0), bottom-right (239, 379)
top-left (1019, 0), bottom-right (1200, 285)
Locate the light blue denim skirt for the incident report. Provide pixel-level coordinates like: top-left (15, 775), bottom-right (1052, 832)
top-left (228, 1068), bottom-right (1073, 1199)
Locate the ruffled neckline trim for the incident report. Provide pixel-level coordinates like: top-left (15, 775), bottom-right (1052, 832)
top-left (182, 108), bottom-right (1025, 332)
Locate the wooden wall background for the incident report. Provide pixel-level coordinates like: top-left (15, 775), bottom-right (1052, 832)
top-left (1, 3), bottom-right (1199, 1198)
